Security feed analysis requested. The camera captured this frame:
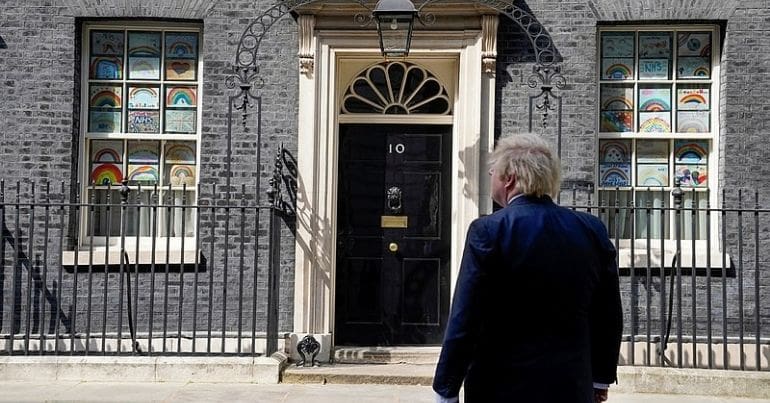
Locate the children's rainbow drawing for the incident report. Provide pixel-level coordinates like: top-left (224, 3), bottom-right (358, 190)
top-left (677, 112), bottom-right (709, 133)
top-left (128, 165), bottom-right (159, 183)
top-left (90, 57), bottom-right (122, 79)
top-left (603, 61), bottom-right (633, 80)
top-left (165, 33), bottom-right (197, 58)
top-left (128, 87), bottom-right (159, 109)
top-left (675, 165), bottom-right (708, 187)
top-left (601, 96), bottom-right (633, 110)
top-left (169, 165), bottom-right (196, 186)
top-left (89, 111), bottom-right (121, 132)
top-left (599, 140), bottom-right (631, 163)
top-left (165, 142), bottom-right (196, 164)
top-left (128, 57), bottom-right (160, 80)
top-left (601, 85), bottom-right (633, 110)
top-left (601, 33), bottom-right (634, 58)
top-left (91, 141), bottom-right (122, 163)
top-left (677, 88), bottom-right (709, 110)
top-left (674, 141), bottom-right (708, 163)
top-left (128, 142), bottom-right (159, 163)
top-left (90, 86), bottom-right (122, 108)
top-left (128, 32), bottom-right (160, 56)
top-left (600, 111), bottom-right (633, 132)
top-left (639, 88), bottom-right (670, 111)
top-left (166, 87), bottom-right (196, 106)
top-left (600, 164), bottom-right (631, 187)
top-left (639, 113), bottom-right (671, 133)
top-left (91, 163), bottom-right (123, 185)
top-left (91, 31), bottom-right (124, 56)
top-left (637, 165), bottom-right (669, 187)
top-left (128, 111), bottom-right (160, 133)
top-left (677, 57), bottom-right (710, 78)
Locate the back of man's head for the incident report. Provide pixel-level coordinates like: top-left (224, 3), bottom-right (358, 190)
top-left (489, 133), bottom-right (561, 197)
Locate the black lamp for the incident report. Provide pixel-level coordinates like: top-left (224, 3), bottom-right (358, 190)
top-left (372, 0), bottom-right (417, 58)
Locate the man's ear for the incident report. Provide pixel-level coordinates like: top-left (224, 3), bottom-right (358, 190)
top-left (504, 173), bottom-right (516, 190)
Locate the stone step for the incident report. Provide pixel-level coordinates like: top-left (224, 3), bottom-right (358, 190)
top-left (331, 346), bottom-right (441, 365)
top-left (282, 363), bottom-right (435, 385)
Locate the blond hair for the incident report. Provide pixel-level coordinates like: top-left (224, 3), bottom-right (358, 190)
top-left (489, 133), bottom-right (561, 197)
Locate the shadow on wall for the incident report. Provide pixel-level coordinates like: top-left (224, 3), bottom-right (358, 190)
top-left (0, 35), bottom-right (7, 49)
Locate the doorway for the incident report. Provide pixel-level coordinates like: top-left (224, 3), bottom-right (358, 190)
top-left (335, 124), bottom-right (452, 345)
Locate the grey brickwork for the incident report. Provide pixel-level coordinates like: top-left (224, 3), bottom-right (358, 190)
top-left (1, 0), bottom-right (769, 352)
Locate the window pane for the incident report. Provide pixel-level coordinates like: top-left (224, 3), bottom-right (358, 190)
top-left (601, 32), bottom-right (634, 80)
top-left (159, 190), bottom-right (196, 237)
top-left (674, 140), bottom-right (708, 187)
top-left (164, 141), bottom-right (196, 187)
top-left (599, 190), bottom-right (632, 239)
top-left (600, 84), bottom-right (634, 132)
top-left (638, 85), bottom-right (672, 132)
top-left (677, 32), bottom-right (711, 79)
top-left (90, 140), bottom-right (124, 186)
top-left (682, 190), bottom-right (708, 240)
top-left (599, 140), bottom-right (631, 187)
top-left (127, 140), bottom-right (160, 185)
top-left (638, 32), bottom-right (672, 79)
top-left (165, 32), bottom-right (198, 80)
top-left (89, 84), bottom-right (122, 132)
top-left (636, 140), bottom-right (669, 187)
top-left (635, 190), bottom-right (670, 239)
top-left (127, 31), bottom-right (161, 80)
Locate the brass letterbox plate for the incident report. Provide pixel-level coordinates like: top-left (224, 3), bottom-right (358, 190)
top-left (381, 215), bottom-right (408, 228)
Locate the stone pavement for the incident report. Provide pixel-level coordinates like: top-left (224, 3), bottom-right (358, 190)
top-left (1, 382), bottom-right (769, 403)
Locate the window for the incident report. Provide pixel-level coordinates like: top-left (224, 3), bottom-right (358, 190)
top-left (81, 24), bottom-right (200, 245)
top-left (597, 26), bottom-right (719, 241)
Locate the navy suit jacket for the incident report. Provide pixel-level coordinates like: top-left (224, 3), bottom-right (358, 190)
top-left (433, 195), bottom-right (623, 402)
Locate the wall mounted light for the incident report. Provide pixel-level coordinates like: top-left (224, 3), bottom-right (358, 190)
top-left (372, 0), bottom-right (417, 58)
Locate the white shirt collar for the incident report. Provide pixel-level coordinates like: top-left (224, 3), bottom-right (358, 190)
top-left (507, 194), bottom-right (525, 205)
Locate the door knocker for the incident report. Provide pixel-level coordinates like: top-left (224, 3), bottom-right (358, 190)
top-left (387, 186), bottom-right (402, 214)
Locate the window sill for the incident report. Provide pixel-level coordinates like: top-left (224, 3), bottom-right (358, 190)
top-left (62, 248), bottom-right (201, 267)
top-left (615, 239), bottom-right (733, 272)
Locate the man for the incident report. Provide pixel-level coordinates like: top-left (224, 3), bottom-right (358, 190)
top-left (433, 133), bottom-right (623, 403)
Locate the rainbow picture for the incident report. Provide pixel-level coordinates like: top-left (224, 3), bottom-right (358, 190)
top-left (169, 165), bottom-right (196, 186)
top-left (166, 87), bottom-right (197, 107)
top-left (91, 163), bottom-right (123, 185)
top-left (128, 141), bottom-right (159, 163)
top-left (90, 140), bottom-right (122, 163)
top-left (89, 111), bottom-right (121, 132)
top-left (600, 163), bottom-right (631, 187)
top-left (599, 140), bottom-right (631, 163)
top-left (601, 111), bottom-right (633, 132)
top-left (601, 97), bottom-right (633, 110)
top-left (165, 33), bottom-right (197, 58)
top-left (166, 59), bottom-right (196, 80)
top-left (165, 142), bottom-right (196, 164)
top-left (677, 88), bottom-right (709, 110)
top-left (128, 57), bottom-right (160, 80)
top-left (90, 57), bottom-right (122, 79)
top-left (128, 32), bottom-right (160, 56)
top-left (677, 111), bottom-right (709, 133)
top-left (639, 87), bottom-right (670, 111)
top-left (636, 140), bottom-right (669, 163)
top-left (602, 59), bottom-right (633, 80)
top-left (601, 32), bottom-right (634, 58)
top-left (91, 31), bottom-right (124, 56)
top-left (128, 165), bottom-right (159, 183)
top-left (677, 57), bottom-right (710, 78)
top-left (637, 165), bottom-right (669, 187)
top-left (639, 112), bottom-right (671, 133)
top-left (675, 165), bottom-right (708, 187)
top-left (128, 86), bottom-right (159, 109)
top-left (674, 140), bottom-right (708, 163)
top-left (89, 86), bottom-right (122, 108)
top-left (678, 33), bottom-right (711, 57)
top-left (601, 85), bottom-right (633, 110)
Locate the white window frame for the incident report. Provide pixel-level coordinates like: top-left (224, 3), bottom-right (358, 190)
top-left (70, 22), bottom-right (203, 264)
top-left (596, 24), bottom-right (724, 268)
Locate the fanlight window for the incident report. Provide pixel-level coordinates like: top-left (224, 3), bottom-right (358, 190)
top-left (341, 62), bottom-right (451, 115)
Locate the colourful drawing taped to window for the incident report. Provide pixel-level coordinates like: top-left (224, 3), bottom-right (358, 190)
top-left (165, 142), bottom-right (196, 164)
top-left (636, 140), bottom-right (669, 163)
top-left (639, 33), bottom-right (671, 58)
top-left (128, 56), bottom-right (160, 80)
top-left (90, 85), bottom-right (122, 108)
top-left (601, 85), bottom-right (634, 110)
top-left (90, 140), bottom-right (123, 163)
top-left (91, 31), bottom-right (124, 56)
top-left (602, 58), bottom-right (634, 80)
top-left (677, 57), bottom-right (710, 79)
top-left (166, 59), bottom-right (196, 80)
top-left (601, 111), bottom-right (633, 132)
top-left (128, 32), bottom-right (161, 57)
top-left (127, 141), bottom-right (159, 164)
top-left (128, 86), bottom-right (160, 109)
top-left (127, 165), bottom-right (159, 184)
top-left (165, 109), bottom-right (196, 133)
top-left (602, 32), bottom-right (634, 58)
top-left (639, 87), bottom-right (671, 111)
top-left (600, 163), bottom-right (631, 187)
top-left (167, 165), bottom-right (196, 187)
top-left (89, 111), bottom-right (121, 132)
top-left (128, 111), bottom-right (160, 133)
top-left (165, 33), bottom-right (198, 59)
top-left (637, 164), bottom-right (669, 187)
top-left (599, 139), bottom-right (631, 163)
top-left (678, 33), bottom-right (711, 57)
top-left (677, 111), bottom-right (710, 133)
top-left (166, 87), bottom-right (197, 107)
top-left (639, 112), bottom-right (671, 133)
top-left (675, 165), bottom-right (707, 187)
top-left (639, 58), bottom-right (669, 79)
top-left (91, 163), bottom-right (123, 186)
top-left (90, 57), bottom-right (123, 79)
top-left (677, 87), bottom-right (709, 110)
top-left (674, 140), bottom-right (708, 163)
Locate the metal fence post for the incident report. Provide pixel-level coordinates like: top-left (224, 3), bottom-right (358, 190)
top-left (265, 146), bottom-right (283, 356)
top-left (672, 178), bottom-right (683, 368)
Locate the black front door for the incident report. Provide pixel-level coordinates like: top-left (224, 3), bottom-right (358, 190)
top-left (335, 124), bottom-right (452, 346)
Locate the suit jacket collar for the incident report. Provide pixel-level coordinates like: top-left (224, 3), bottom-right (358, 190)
top-left (508, 194), bottom-right (554, 206)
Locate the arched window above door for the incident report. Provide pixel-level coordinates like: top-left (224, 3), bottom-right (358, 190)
top-left (341, 62), bottom-right (451, 115)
